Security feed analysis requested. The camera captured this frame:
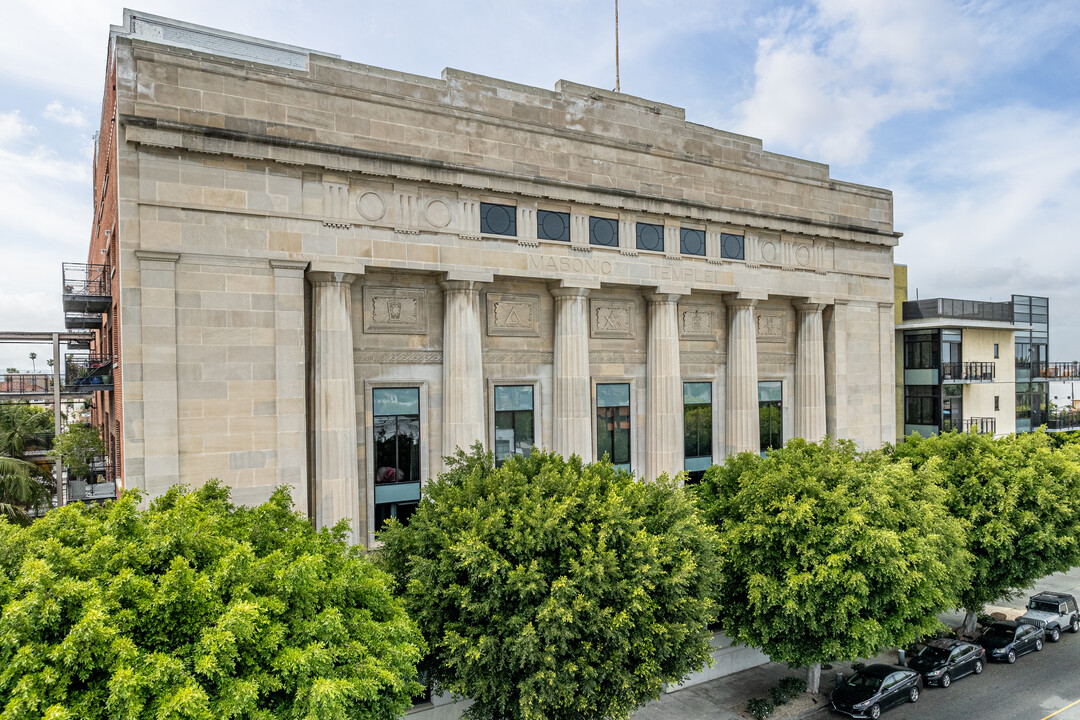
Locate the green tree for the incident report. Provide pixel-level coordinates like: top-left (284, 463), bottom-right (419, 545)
top-left (47, 423), bottom-right (106, 479)
top-left (696, 438), bottom-right (970, 692)
top-left (890, 429), bottom-right (1080, 634)
top-left (0, 456), bottom-right (52, 525)
top-left (0, 403), bottom-right (53, 460)
top-left (378, 446), bottom-right (721, 720)
top-left (0, 480), bottom-right (423, 719)
top-left (28, 352), bottom-right (36, 373)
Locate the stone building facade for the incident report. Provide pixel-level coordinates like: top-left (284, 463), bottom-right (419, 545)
top-left (89, 11), bottom-right (898, 545)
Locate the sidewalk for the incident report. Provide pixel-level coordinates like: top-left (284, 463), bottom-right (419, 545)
top-left (631, 566), bottom-right (1080, 720)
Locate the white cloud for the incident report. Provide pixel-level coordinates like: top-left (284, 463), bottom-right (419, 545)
top-left (43, 101), bottom-right (86, 127)
top-left (735, 0), bottom-right (981, 164)
top-left (893, 104), bottom-right (1080, 359)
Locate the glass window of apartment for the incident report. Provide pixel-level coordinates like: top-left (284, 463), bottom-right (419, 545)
top-left (494, 385), bottom-right (534, 465)
top-left (905, 385), bottom-right (940, 427)
top-left (596, 383), bottom-right (631, 471)
top-left (373, 387), bottom-right (421, 528)
top-left (589, 217), bottom-right (619, 247)
top-left (995, 395), bottom-right (1000, 412)
top-left (680, 228), bottom-right (705, 256)
top-left (904, 330), bottom-right (940, 369)
top-left (480, 202), bottom-right (516, 236)
top-left (683, 382), bottom-right (712, 483)
top-left (942, 385), bottom-right (962, 432)
top-left (994, 343), bottom-right (999, 359)
top-left (720, 232), bottom-right (745, 260)
top-left (636, 222), bottom-right (664, 252)
top-left (758, 381), bottom-right (782, 453)
top-left (537, 210), bottom-right (570, 242)
top-left (942, 330), bottom-right (962, 379)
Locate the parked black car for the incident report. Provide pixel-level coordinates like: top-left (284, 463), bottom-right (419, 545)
top-left (831, 664), bottom-right (922, 719)
top-left (976, 620), bottom-right (1044, 663)
top-left (906, 638), bottom-right (985, 687)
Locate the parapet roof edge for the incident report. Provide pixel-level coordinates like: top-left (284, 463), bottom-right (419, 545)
top-left (112, 8), bottom-right (337, 70)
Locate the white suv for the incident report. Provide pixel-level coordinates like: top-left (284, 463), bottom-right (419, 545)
top-left (1018, 591), bottom-right (1080, 643)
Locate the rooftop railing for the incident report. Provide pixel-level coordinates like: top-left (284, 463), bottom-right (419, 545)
top-left (902, 298), bottom-right (1013, 323)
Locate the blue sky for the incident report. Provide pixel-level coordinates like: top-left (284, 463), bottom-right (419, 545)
top-left (1, 0), bottom-right (1079, 371)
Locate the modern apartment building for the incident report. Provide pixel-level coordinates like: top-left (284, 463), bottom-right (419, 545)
top-left (895, 265), bottom-right (1050, 439)
top-left (72, 10), bottom-right (900, 545)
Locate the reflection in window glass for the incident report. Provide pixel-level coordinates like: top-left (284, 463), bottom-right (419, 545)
top-left (596, 383), bottom-right (631, 471)
top-left (494, 385), bottom-right (534, 465)
top-left (373, 387), bottom-right (421, 528)
top-left (684, 382), bottom-right (712, 483)
top-left (759, 381), bottom-right (782, 453)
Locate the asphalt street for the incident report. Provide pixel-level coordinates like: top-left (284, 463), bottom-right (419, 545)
top-left (851, 566), bottom-right (1080, 720)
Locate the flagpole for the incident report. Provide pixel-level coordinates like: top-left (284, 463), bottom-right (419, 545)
top-left (615, 0), bottom-right (620, 93)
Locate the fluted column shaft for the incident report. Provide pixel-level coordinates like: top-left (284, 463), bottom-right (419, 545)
top-left (551, 286), bottom-right (592, 461)
top-left (646, 293), bottom-right (683, 480)
top-left (441, 280), bottom-right (486, 456)
top-left (311, 272), bottom-right (360, 544)
top-left (726, 297), bottom-right (760, 454)
top-left (795, 302), bottom-right (827, 442)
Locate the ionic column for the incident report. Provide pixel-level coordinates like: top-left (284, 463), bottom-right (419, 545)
top-left (726, 297), bottom-right (759, 454)
top-left (646, 292), bottom-right (683, 480)
top-left (794, 301), bottom-right (827, 443)
top-left (551, 286), bottom-right (592, 461)
top-left (310, 271), bottom-right (360, 544)
top-left (441, 280), bottom-right (485, 456)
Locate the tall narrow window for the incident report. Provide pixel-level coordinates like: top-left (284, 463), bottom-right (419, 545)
top-left (373, 387), bottom-right (421, 528)
top-left (758, 381), bottom-right (782, 454)
top-left (596, 383), bottom-right (631, 471)
top-left (480, 202), bottom-right (516, 236)
top-left (494, 385), bottom-right (534, 465)
top-left (683, 382), bottom-right (712, 483)
top-left (994, 343), bottom-right (999, 359)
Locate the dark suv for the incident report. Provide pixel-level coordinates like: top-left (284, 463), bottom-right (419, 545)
top-left (1018, 591), bottom-right (1080, 642)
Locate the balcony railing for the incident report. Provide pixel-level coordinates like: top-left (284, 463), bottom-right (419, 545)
top-left (64, 312), bottom-right (103, 330)
top-left (63, 353), bottom-right (113, 392)
top-left (62, 263), bottom-right (110, 313)
top-left (1037, 362), bottom-right (1080, 380)
top-left (1046, 412), bottom-right (1080, 432)
top-left (0, 373), bottom-right (53, 395)
top-left (942, 361), bottom-right (996, 382)
top-left (902, 298), bottom-right (1013, 323)
top-left (965, 417), bottom-right (997, 435)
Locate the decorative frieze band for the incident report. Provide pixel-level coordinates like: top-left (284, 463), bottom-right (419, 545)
top-left (354, 350), bottom-right (442, 364)
top-left (589, 351), bottom-right (648, 364)
top-left (482, 351), bottom-right (554, 364)
top-left (758, 352), bottom-right (795, 365)
top-left (681, 351), bottom-right (727, 365)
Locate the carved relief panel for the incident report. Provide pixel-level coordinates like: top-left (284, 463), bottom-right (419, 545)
top-left (486, 293), bottom-right (540, 337)
top-left (756, 312), bottom-right (787, 343)
top-left (362, 286), bottom-right (428, 335)
top-left (678, 304), bottom-right (719, 340)
top-left (590, 299), bottom-right (636, 339)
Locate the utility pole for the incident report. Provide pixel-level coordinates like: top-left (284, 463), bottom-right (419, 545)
top-left (614, 0), bottom-right (620, 93)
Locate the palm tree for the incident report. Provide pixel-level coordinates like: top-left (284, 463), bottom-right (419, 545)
top-left (0, 456), bottom-right (52, 524)
top-left (29, 353), bottom-right (37, 373)
top-left (0, 403), bottom-right (53, 460)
